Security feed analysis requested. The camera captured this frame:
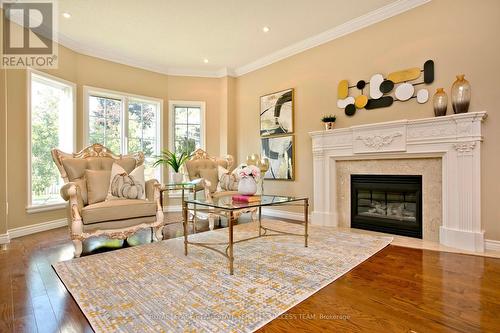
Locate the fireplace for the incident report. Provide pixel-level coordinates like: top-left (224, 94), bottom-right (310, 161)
top-left (351, 175), bottom-right (422, 238)
top-left (310, 112), bottom-right (486, 251)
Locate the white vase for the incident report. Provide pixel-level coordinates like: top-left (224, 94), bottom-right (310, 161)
top-left (238, 176), bottom-right (257, 195)
top-left (172, 172), bottom-right (183, 184)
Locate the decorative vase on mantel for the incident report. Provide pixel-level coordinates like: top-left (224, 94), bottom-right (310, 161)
top-left (451, 74), bottom-right (471, 114)
top-left (433, 88), bottom-right (448, 117)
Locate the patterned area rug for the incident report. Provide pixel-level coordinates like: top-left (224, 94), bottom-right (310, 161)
top-left (53, 220), bottom-right (392, 332)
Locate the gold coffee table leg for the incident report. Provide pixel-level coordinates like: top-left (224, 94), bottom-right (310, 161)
top-left (304, 198), bottom-right (309, 248)
top-left (229, 211), bottom-right (234, 275)
top-left (183, 201), bottom-right (188, 255)
top-left (258, 206), bottom-right (262, 236)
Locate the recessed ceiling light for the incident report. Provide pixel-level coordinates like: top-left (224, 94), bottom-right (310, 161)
top-left (262, 26), bottom-right (270, 33)
top-left (203, 59), bottom-right (209, 64)
top-left (62, 12), bottom-right (71, 19)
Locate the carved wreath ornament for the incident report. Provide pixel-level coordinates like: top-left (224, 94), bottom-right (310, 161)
top-left (355, 132), bottom-right (402, 150)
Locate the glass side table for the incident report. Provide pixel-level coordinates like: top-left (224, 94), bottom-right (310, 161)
top-left (159, 182), bottom-right (200, 233)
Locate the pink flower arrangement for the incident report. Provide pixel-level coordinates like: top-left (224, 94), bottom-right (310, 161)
top-left (239, 165), bottom-right (261, 180)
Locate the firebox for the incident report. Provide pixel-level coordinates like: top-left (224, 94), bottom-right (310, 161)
top-left (351, 174), bottom-right (422, 238)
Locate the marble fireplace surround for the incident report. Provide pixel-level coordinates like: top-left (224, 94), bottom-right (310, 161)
top-left (336, 158), bottom-right (441, 242)
top-left (309, 111), bottom-right (487, 252)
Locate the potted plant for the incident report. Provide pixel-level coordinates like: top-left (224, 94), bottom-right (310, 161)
top-left (321, 115), bottom-right (337, 130)
top-left (153, 149), bottom-right (190, 183)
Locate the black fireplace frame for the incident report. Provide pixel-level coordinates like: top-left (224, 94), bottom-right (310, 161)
top-left (350, 174), bottom-right (422, 239)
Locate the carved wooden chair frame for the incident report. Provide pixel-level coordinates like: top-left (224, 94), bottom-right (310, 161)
top-left (186, 149), bottom-right (257, 230)
top-left (52, 143), bottom-right (164, 257)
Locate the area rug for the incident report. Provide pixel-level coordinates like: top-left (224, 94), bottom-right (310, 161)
top-left (53, 220), bottom-right (392, 332)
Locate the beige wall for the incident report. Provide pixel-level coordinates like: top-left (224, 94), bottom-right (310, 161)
top-left (234, 0), bottom-right (500, 240)
top-left (2, 0), bottom-right (499, 242)
top-left (6, 68), bottom-right (68, 229)
top-left (219, 76), bottom-right (237, 158)
top-left (3, 44), bottom-right (229, 231)
top-left (166, 75), bottom-right (223, 156)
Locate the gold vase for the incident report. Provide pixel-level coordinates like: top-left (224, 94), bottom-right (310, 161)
top-left (433, 88), bottom-right (447, 117)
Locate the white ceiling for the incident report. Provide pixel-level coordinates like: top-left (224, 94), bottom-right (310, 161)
top-left (56, 0), bottom-right (428, 77)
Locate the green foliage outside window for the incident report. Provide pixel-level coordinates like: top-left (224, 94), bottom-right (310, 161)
top-left (31, 99), bottom-right (60, 195)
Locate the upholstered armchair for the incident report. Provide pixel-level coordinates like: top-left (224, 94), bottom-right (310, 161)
top-left (51, 144), bottom-right (164, 257)
top-left (184, 149), bottom-right (257, 230)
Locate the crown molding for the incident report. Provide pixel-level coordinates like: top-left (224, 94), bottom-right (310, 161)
top-left (232, 0), bottom-right (431, 77)
top-left (164, 66), bottom-right (231, 78)
top-left (57, 33), bottom-right (228, 78)
top-left (56, 0), bottom-right (429, 79)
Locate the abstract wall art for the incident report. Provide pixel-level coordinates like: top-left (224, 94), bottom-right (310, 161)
top-left (337, 60), bottom-right (434, 117)
top-left (261, 135), bottom-right (294, 180)
top-left (260, 88), bottom-right (294, 136)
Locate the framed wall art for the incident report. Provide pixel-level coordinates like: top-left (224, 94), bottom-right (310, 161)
top-left (260, 88), bottom-right (294, 136)
top-left (261, 135), bottom-right (294, 180)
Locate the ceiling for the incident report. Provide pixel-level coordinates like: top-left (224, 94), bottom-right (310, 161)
top-left (55, 0), bottom-right (427, 77)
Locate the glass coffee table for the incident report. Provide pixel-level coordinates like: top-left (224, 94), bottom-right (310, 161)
top-left (182, 195), bottom-right (309, 275)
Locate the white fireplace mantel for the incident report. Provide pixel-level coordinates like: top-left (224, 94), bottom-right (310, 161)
top-left (309, 111), bottom-right (487, 252)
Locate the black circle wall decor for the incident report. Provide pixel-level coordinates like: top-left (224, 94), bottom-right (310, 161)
top-left (380, 80), bottom-right (394, 93)
top-left (365, 96), bottom-right (394, 110)
top-left (356, 80), bottom-right (366, 90)
top-left (423, 60), bottom-right (435, 84)
top-left (345, 104), bottom-right (356, 116)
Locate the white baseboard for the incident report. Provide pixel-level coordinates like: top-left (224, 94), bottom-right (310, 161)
top-left (1, 218), bottom-right (68, 243)
top-left (485, 239), bottom-right (500, 252)
top-left (310, 211), bottom-right (337, 227)
top-left (164, 206), bottom-right (310, 222)
top-left (261, 208), bottom-right (310, 221)
top-left (439, 226), bottom-right (485, 252)
top-left (164, 205), bottom-right (182, 213)
top-left (0, 232), bottom-right (9, 245)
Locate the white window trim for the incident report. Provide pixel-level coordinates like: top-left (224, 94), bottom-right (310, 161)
top-left (83, 85), bottom-right (164, 182)
top-left (26, 68), bottom-right (77, 213)
top-left (167, 100), bottom-right (206, 197)
top-left (168, 100), bottom-right (206, 152)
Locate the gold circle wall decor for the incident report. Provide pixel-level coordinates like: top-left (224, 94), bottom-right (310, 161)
top-left (355, 95), bottom-right (368, 108)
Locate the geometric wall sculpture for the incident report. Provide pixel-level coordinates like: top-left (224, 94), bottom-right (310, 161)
top-left (337, 60), bottom-right (434, 116)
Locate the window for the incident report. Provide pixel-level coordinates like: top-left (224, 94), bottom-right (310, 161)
top-left (169, 101), bottom-right (205, 155)
top-left (88, 95), bottom-right (122, 154)
top-left (84, 87), bottom-right (162, 180)
top-left (28, 70), bottom-right (75, 210)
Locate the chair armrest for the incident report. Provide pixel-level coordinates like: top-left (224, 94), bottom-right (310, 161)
top-left (60, 182), bottom-right (83, 209)
top-left (145, 179), bottom-right (159, 202)
top-left (60, 182), bottom-right (83, 220)
top-left (189, 178), bottom-right (212, 201)
top-left (146, 179), bottom-right (163, 214)
top-left (187, 178), bottom-right (207, 192)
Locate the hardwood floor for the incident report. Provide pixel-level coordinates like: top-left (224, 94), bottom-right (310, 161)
top-left (258, 245), bottom-right (500, 333)
top-left (1, 220), bottom-right (499, 333)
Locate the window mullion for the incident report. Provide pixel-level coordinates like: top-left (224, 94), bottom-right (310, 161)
top-left (140, 102), bottom-right (144, 150)
top-left (123, 97), bottom-right (128, 154)
top-left (103, 98), bottom-right (107, 147)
